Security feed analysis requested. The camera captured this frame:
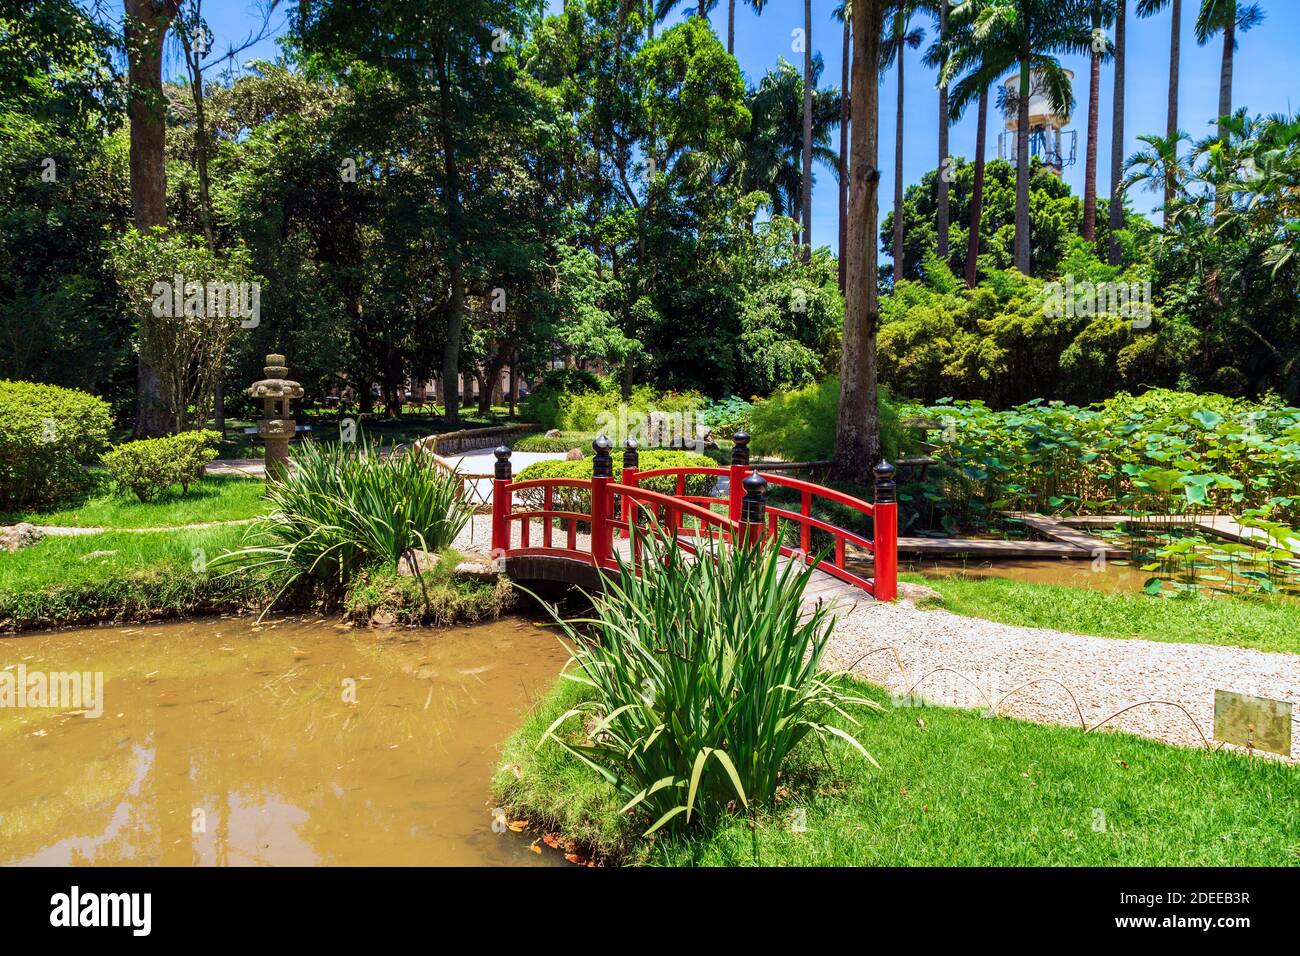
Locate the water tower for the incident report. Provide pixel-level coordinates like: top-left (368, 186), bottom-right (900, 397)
top-left (997, 69), bottom-right (1077, 176)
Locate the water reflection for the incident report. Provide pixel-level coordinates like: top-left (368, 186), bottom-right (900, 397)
top-left (0, 615), bottom-right (569, 866)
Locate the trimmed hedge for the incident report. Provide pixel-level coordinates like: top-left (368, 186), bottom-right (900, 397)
top-left (0, 380), bottom-right (112, 512)
top-left (102, 430), bottom-right (223, 502)
top-left (512, 432), bottom-right (591, 453)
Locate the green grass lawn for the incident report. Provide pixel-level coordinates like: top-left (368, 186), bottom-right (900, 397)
top-left (13, 475), bottom-right (268, 529)
top-left (902, 572), bottom-right (1300, 656)
top-left (496, 678), bottom-right (1300, 867)
top-left (0, 525), bottom-right (256, 632)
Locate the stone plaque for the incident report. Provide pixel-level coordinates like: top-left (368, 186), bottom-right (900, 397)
top-left (1213, 690), bottom-right (1292, 757)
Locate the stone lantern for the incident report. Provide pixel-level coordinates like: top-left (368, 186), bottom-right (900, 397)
top-left (247, 354), bottom-right (304, 482)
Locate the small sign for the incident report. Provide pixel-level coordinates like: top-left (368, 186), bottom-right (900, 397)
top-left (1213, 690), bottom-right (1292, 757)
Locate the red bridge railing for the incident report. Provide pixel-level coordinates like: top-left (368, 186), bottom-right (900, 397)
top-left (489, 431), bottom-right (897, 600)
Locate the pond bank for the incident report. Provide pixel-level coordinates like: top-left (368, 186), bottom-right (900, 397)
top-left (0, 523), bottom-right (513, 634)
top-left (495, 676), bottom-right (1300, 867)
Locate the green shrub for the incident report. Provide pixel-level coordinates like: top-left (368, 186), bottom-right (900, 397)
top-left (214, 438), bottom-right (474, 606)
top-left (0, 380), bottom-right (112, 512)
top-left (698, 396), bottom-right (754, 437)
top-left (749, 377), bottom-right (903, 462)
top-left (513, 450), bottom-right (716, 515)
top-left (523, 369), bottom-right (602, 429)
top-left (102, 430), bottom-right (222, 502)
top-left (523, 371), bottom-right (708, 438)
top-left (512, 432), bottom-right (591, 453)
top-left (538, 530), bottom-right (876, 834)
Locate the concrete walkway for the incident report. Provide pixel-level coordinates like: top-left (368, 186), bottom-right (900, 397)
top-left (826, 597), bottom-right (1300, 760)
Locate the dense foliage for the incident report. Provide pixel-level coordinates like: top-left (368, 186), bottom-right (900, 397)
top-left (0, 380), bottom-right (112, 511)
top-left (750, 378), bottom-right (903, 463)
top-left (908, 389), bottom-right (1300, 531)
top-left (539, 529), bottom-right (875, 834)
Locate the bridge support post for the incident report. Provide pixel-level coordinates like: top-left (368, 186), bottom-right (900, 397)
top-left (491, 446), bottom-right (512, 557)
top-left (729, 429), bottom-right (750, 524)
top-left (591, 435), bottom-right (613, 567)
top-left (620, 438), bottom-right (639, 539)
top-left (873, 461), bottom-right (898, 601)
top-left (738, 470), bottom-right (768, 547)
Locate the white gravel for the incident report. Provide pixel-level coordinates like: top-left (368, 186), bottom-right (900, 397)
top-left (825, 598), bottom-right (1300, 759)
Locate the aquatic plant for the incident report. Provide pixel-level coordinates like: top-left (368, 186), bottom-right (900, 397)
top-left (217, 437), bottom-right (473, 603)
top-left (538, 526), bottom-right (876, 835)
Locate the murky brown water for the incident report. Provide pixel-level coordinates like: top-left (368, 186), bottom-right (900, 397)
top-left (0, 615), bottom-right (570, 866)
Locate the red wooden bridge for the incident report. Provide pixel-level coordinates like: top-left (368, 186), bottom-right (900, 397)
top-left (489, 432), bottom-right (898, 609)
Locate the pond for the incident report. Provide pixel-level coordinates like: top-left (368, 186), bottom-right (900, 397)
top-left (0, 615), bottom-right (570, 866)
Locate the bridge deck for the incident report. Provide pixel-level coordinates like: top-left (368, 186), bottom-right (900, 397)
top-left (499, 532), bottom-right (869, 617)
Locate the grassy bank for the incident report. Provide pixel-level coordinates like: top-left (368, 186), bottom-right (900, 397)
top-left (0, 526), bottom-right (259, 631)
top-left (10, 475), bottom-right (268, 528)
top-left (495, 678), bottom-right (1299, 866)
top-left (0, 526), bottom-right (511, 633)
top-left (903, 572), bottom-right (1300, 655)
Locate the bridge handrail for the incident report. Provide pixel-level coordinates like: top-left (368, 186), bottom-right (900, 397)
top-left (487, 436), bottom-right (897, 601)
top-left (632, 465), bottom-right (730, 480)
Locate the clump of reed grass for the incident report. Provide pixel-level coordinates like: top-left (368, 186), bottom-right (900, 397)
top-left (539, 525), bottom-right (876, 835)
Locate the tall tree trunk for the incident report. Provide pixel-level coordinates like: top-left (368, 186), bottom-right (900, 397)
top-left (1108, 0), bottom-right (1127, 266)
top-left (124, 0), bottom-right (177, 438)
top-left (435, 44), bottom-right (466, 426)
top-left (1083, 48), bottom-right (1100, 241)
top-left (1217, 16), bottom-right (1234, 141)
top-left (801, 0), bottom-right (813, 262)
top-left (728, 0), bottom-right (735, 54)
top-left (835, 0), bottom-right (884, 481)
top-left (965, 85), bottom-right (989, 289)
top-left (1013, 62), bottom-right (1031, 274)
top-left (838, 13), bottom-right (850, 292)
top-left (892, 41), bottom-right (905, 284)
top-left (1164, 0), bottom-right (1181, 220)
top-left (936, 0), bottom-right (950, 261)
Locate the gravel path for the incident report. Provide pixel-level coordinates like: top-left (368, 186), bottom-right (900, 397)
top-left (825, 597), bottom-right (1300, 760)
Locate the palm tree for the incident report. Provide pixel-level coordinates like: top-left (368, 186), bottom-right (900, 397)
top-left (728, 0), bottom-right (767, 55)
top-left (947, 0), bottom-right (1089, 274)
top-left (801, 0), bottom-right (814, 261)
top-left (945, 0), bottom-right (993, 288)
top-left (1195, 1), bottom-right (1264, 142)
top-left (1136, 0), bottom-right (1183, 222)
top-left (1081, 2), bottom-right (1114, 242)
top-left (736, 59), bottom-right (841, 237)
top-left (835, 0), bottom-right (887, 480)
top-left (834, 0), bottom-right (851, 291)
top-left (920, 0), bottom-right (952, 260)
top-left (882, 3), bottom-right (925, 284)
top-left (1106, 0), bottom-right (1127, 264)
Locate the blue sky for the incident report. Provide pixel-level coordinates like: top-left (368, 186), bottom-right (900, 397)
top-left (184, 0), bottom-right (1298, 254)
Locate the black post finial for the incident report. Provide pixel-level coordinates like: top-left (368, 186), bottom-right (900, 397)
top-left (593, 434), bottom-right (613, 478)
top-left (494, 445), bottom-right (512, 481)
top-left (873, 460), bottom-right (896, 503)
top-left (623, 436), bottom-right (639, 469)
top-left (740, 469), bottom-right (768, 524)
top-left (731, 429), bottom-right (750, 466)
